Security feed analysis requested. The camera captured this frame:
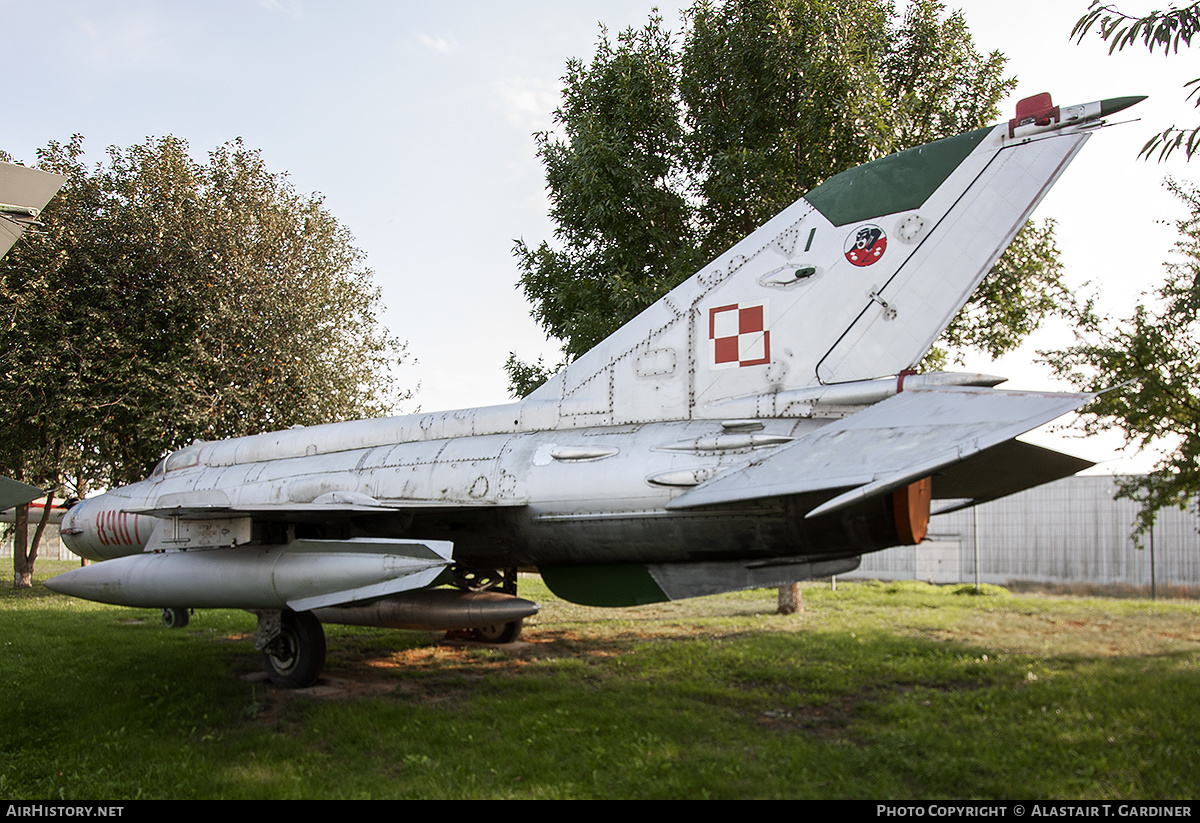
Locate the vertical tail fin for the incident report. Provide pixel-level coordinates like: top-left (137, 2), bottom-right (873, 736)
top-left (526, 97), bottom-right (1133, 427)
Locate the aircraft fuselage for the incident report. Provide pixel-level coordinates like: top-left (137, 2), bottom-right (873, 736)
top-left (61, 413), bottom-right (910, 575)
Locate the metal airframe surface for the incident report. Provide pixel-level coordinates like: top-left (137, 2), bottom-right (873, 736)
top-left (50, 96), bottom-right (1130, 620)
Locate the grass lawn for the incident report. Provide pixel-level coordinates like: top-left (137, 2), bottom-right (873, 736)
top-left (2, 560), bottom-right (1197, 799)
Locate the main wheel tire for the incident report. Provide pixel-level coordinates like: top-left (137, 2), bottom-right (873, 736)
top-left (162, 607), bottom-right (189, 629)
top-left (262, 611), bottom-right (326, 688)
top-left (472, 618), bottom-right (523, 644)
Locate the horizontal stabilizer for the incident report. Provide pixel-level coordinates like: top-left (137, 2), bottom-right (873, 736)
top-left (667, 387), bottom-right (1093, 515)
top-left (0, 476), bottom-right (44, 511)
top-left (0, 161), bottom-right (65, 259)
top-left (929, 439), bottom-right (1095, 514)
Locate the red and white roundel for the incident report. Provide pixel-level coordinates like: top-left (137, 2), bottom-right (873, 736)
top-left (844, 224), bottom-right (887, 267)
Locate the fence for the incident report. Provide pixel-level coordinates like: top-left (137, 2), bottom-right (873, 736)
top-left (845, 475), bottom-right (1200, 592)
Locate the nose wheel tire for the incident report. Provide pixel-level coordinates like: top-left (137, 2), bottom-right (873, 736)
top-left (262, 610), bottom-right (326, 688)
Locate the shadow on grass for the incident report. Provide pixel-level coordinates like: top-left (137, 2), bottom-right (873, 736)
top-left (4, 579), bottom-right (1199, 798)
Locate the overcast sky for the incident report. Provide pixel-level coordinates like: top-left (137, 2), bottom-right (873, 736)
top-left (2, 0), bottom-right (1194, 473)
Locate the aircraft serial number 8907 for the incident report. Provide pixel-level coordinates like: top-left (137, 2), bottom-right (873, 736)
top-left (45, 93), bottom-right (1142, 687)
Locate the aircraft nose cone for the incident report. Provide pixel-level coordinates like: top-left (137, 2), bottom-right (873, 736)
top-left (57, 498), bottom-right (85, 553)
top-left (1100, 96), bottom-right (1148, 117)
top-left (55, 494), bottom-right (147, 561)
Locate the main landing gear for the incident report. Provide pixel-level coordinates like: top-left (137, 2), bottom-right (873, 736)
top-left (470, 618), bottom-right (524, 643)
top-left (247, 567), bottom-right (527, 688)
top-left (255, 610), bottom-right (326, 688)
top-left (454, 566), bottom-right (524, 644)
top-left (161, 607), bottom-right (190, 629)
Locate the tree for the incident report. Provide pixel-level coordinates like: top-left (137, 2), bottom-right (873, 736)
top-left (1058, 5), bottom-right (1200, 537)
top-left (1046, 178), bottom-right (1200, 538)
top-left (0, 135), bottom-right (409, 585)
top-left (1072, 1), bottom-right (1200, 160)
top-left (508, 0), bottom-right (1068, 395)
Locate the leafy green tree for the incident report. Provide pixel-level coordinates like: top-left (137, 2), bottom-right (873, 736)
top-left (0, 136), bottom-right (409, 584)
top-left (1060, 4), bottom-right (1200, 536)
top-left (935, 219), bottom-right (1070, 367)
top-left (1047, 179), bottom-right (1200, 538)
top-left (512, 17), bottom-right (702, 373)
top-left (1073, 1), bottom-right (1200, 160)
top-left (509, 0), bottom-right (1067, 395)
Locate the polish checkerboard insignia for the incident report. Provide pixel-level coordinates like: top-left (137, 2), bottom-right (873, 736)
top-left (709, 301), bottom-right (770, 368)
top-left (844, 224), bottom-right (887, 267)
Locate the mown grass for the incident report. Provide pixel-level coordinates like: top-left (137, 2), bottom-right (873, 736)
top-left (2, 561), bottom-right (1197, 799)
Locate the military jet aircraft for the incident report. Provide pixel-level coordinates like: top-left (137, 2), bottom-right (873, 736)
top-left (47, 94), bottom-right (1141, 687)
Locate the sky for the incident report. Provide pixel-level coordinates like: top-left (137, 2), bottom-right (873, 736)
top-left (1, 0), bottom-right (1195, 474)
